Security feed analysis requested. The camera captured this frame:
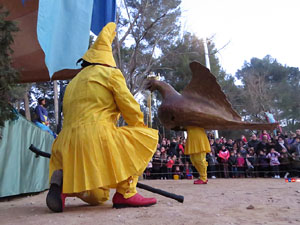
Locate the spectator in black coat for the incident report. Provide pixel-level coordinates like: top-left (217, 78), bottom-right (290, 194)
top-left (257, 135), bottom-right (272, 154)
top-left (168, 140), bottom-right (178, 157)
top-left (247, 134), bottom-right (261, 153)
top-left (225, 139), bottom-right (234, 152)
top-left (275, 136), bottom-right (289, 153)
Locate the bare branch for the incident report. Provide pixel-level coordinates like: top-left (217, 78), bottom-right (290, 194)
top-left (119, 0), bottom-right (143, 45)
top-left (209, 40), bottom-right (231, 55)
top-left (138, 13), bottom-right (167, 44)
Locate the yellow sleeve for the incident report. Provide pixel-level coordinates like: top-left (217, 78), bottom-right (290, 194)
top-left (108, 69), bottom-right (145, 126)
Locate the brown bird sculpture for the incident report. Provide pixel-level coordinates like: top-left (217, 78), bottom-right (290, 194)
top-left (145, 61), bottom-right (278, 131)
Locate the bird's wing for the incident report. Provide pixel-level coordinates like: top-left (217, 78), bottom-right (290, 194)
top-left (182, 61), bottom-right (241, 121)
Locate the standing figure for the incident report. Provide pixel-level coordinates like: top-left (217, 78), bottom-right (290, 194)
top-left (218, 145), bottom-right (230, 178)
top-left (34, 97), bottom-right (56, 138)
top-left (185, 126), bottom-right (211, 184)
top-left (267, 148), bottom-right (281, 178)
top-left (35, 97), bottom-right (49, 126)
top-left (228, 151), bottom-right (238, 178)
top-left (237, 153), bottom-right (245, 178)
top-left (47, 23), bottom-right (158, 212)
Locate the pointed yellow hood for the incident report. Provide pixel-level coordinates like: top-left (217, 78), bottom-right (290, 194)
top-left (82, 22), bottom-right (117, 67)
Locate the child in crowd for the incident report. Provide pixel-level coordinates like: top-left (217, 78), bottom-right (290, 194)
top-left (166, 155), bottom-right (175, 179)
top-left (152, 150), bottom-right (162, 179)
top-left (183, 161), bottom-right (193, 179)
top-left (228, 151), bottom-right (238, 178)
top-left (173, 165), bottom-right (184, 179)
top-left (206, 149), bottom-right (218, 179)
top-left (144, 160), bottom-right (152, 179)
top-left (239, 146), bottom-right (248, 158)
top-left (245, 148), bottom-right (256, 177)
top-left (237, 153), bottom-right (245, 178)
top-left (257, 150), bottom-right (269, 178)
top-left (259, 130), bottom-right (271, 141)
top-left (177, 150), bottom-right (185, 170)
top-left (160, 147), bottom-right (168, 179)
top-left (178, 140), bottom-right (185, 153)
top-left (241, 135), bottom-right (248, 144)
top-left (245, 154), bottom-right (255, 178)
top-left (266, 148), bottom-right (281, 178)
top-left (218, 145), bottom-right (230, 178)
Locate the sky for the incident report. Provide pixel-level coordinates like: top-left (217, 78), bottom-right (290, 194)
top-left (180, 0), bottom-right (300, 76)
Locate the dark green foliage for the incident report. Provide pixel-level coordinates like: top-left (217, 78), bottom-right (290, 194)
top-left (0, 8), bottom-right (19, 127)
top-left (236, 55), bottom-right (300, 130)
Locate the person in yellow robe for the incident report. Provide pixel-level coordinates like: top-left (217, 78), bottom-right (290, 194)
top-left (46, 22), bottom-right (158, 212)
top-left (185, 126), bottom-right (211, 184)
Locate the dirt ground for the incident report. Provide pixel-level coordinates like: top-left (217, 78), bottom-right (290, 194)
top-left (1, 178), bottom-right (300, 225)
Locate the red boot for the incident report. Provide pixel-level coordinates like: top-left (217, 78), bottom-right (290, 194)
top-left (194, 179), bottom-right (208, 184)
top-left (112, 192), bottom-right (157, 208)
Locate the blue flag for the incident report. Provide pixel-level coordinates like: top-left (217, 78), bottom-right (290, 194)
top-left (91, 0), bottom-right (116, 35)
top-left (37, 0), bottom-right (116, 78)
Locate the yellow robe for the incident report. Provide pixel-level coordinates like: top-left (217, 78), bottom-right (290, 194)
top-left (185, 126), bottom-right (210, 154)
top-left (185, 126), bottom-right (210, 181)
top-left (49, 65), bottom-right (158, 194)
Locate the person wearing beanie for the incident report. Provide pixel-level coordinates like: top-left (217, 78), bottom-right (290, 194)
top-left (185, 126), bottom-right (211, 184)
top-left (35, 97), bottom-right (49, 126)
top-left (46, 22), bottom-right (158, 212)
top-left (34, 97), bottom-right (57, 138)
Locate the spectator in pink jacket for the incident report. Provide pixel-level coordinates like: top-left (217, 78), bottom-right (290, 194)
top-left (237, 153), bottom-right (245, 178)
top-left (218, 145), bottom-right (230, 178)
top-left (259, 130), bottom-right (271, 141)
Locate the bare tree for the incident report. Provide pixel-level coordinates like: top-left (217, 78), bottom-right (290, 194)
top-left (242, 69), bottom-right (273, 121)
top-left (114, 0), bottom-right (182, 96)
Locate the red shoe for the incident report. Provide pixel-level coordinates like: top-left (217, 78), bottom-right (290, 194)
top-left (112, 192), bottom-right (157, 208)
top-left (194, 179), bottom-right (208, 184)
top-left (46, 184), bottom-right (66, 212)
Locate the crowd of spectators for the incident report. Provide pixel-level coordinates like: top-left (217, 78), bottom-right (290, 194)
top-left (144, 129), bottom-right (300, 180)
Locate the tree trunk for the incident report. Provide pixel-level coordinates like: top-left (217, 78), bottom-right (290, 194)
top-left (17, 100), bottom-right (20, 112)
top-left (24, 91), bottom-right (31, 121)
top-left (53, 80), bottom-right (59, 126)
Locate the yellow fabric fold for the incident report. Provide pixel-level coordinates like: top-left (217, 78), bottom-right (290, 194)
top-left (190, 153), bottom-right (208, 181)
top-left (185, 126), bottom-right (211, 155)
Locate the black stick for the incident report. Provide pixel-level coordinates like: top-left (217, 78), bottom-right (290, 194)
top-left (29, 144), bottom-right (51, 158)
top-left (28, 144), bottom-right (184, 203)
top-left (136, 182), bottom-right (184, 203)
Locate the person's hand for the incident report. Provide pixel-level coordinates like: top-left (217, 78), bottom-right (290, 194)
top-left (45, 121), bottom-right (50, 126)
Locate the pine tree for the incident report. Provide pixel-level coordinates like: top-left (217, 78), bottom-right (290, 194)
top-left (0, 7), bottom-right (20, 127)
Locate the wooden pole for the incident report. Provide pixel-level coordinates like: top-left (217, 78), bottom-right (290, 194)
top-left (53, 80), bottom-right (59, 126)
top-left (147, 92), bottom-right (152, 128)
top-left (24, 91), bottom-right (31, 121)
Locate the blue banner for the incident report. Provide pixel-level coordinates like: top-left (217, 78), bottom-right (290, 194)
top-left (91, 0), bottom-right (116, 35)
top-left (37, 0), bottom-right (116, 78)
top-left (37, 0), bottom-right (95, 77)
